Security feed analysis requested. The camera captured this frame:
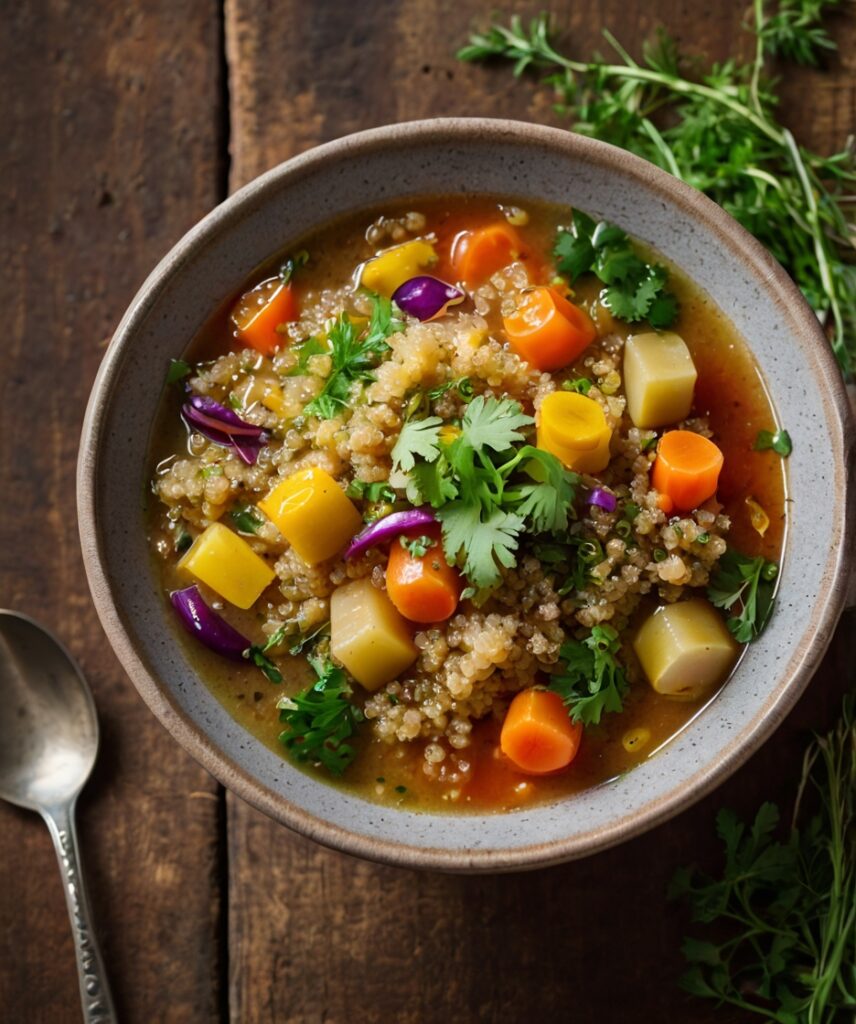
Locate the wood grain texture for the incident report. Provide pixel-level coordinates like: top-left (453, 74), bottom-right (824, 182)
top-left (223, 2), bottom-right (856, 1023)
top-left (0, 2), bottom-right (224, 1021)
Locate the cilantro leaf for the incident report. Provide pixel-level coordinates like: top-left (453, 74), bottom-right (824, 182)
top-left (437, 502), bottom-right (523, 589)
top-left (509, 446), bottom-right (579, 534)
top-left (405, 457), bottom-right (458, 507)
top-left (548, 625), bottom-right (630, 726)
top-left (277, 656), bottom-right (363, 775)
top-left (460, 395), bottom-right (533, 453)
top-left (754, 428), bottom-right (793, 457)
top-left (287, 336), bottom-right (326, 377)
top-left (245, 645), bottom-right (283, 684)
top-left (553, 209), bottom-right (597, 281)
top-left (391, 416), bottom-right (443, 473)
top-left (707, 549), bottom-right (778, 643)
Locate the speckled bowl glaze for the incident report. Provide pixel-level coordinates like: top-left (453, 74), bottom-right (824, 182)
top-left (78, 119), bottom-right (854, 872)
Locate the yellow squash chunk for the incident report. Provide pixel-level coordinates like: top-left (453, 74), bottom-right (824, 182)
top-left (258, 467), bottom-right (362, 566)
top-left (623, 331), bottom-right (698, 428)
top-left (178, 522), bottom-right (275, 609)
top-left (359, 239), bottom-right (437, 296)
top-left (330, 578), bottom-right (418, 691)
top-left (633, 598), bottom-right (738, 700)
top-left (536, 391), bottom-right (612, 473)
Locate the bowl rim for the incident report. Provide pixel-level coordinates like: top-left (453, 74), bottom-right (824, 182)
top-left (77, 117), bottom-right (855, 872)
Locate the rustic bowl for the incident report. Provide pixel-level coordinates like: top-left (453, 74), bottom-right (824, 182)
top-left (78, 118), bottom-right (854, 872)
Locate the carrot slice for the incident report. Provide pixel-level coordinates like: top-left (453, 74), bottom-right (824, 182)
top-left (652, 430), bottom-right (724, 511)
top-left (385, 526), bottom-right (461, 624)
top-left (500, 689), bottom-right (583, 775)
top-left (503, 287), bottom-right (597, 371)
top-left (451, 224), bottom-right (522, 286)
top-left (231, 277), bottom-right (298, 356)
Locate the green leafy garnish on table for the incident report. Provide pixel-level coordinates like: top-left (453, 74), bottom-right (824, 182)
top-left (755, 428), bottom-right (793, 457)
top-left (392, 396), bottom-right (579, 591)
top-left (303, 294), bottom-right (404, 418)
top-left (549, 624), bottom-right (630, 726)
top-left (670, 694), bottom-right (855, 1022)
top-left (554, 211), bottom-right (678, 328)
top-left (277, 655), bottom-right (363, 774)
top-left (458, 2), bottom-right (856, 376)
top-left (708, 549), bottom-right (779, 643)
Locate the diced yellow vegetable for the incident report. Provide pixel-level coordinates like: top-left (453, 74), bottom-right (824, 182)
top-left (359, 239), bottom-right (437, 296)
top-left (178, 522), bottom-right (275, 609)
top-left (745, 496), bottom-right (770, 536)
top-left (536, 391), bottom-right (612, 473)
top-left (623, 331), bottom-right (698, 428)
top-left (330, 578), bottom-right (418, 691)
top-left (633, 598), bottom-right (738, 700)
top-left (622, 727), bottom-right (651, 754)
top-left (258, 467), bottom-right (362, 566)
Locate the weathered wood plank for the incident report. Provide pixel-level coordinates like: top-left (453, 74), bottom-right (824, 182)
top-left (224, 1), bottom-right (855, 1022)
top-left (0, 2), bottom-right (225, 1021)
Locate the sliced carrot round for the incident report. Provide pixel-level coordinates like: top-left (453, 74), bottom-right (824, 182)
top-left (231, 277), bottom-right (298, 356)
top-left (503, 287), bottom-right (597, 371)
top-left (451, 223), bottom-right (522, 286)
top-left (652, 430), bottom-right (723, 511)
top-left (386, 526), bottom-right (461, 624)
top-left (500, 688), bottom-right (582, 775)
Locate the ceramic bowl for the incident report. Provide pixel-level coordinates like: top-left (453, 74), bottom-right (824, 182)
top-left (78, 118), bottom-right (854, 872)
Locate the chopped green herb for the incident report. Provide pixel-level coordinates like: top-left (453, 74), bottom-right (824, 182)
top-left (554, 211), bottom-right (678, 328)
top-left (427, 376), bottom-right (474, 401)
top-left (641, 434), bottom-right (658, 452)
top-left (549, 625), bottom-right (630, 726)
top-left (400, 534), bottom-right (436, 558)
top-left (345, 479), bottom-right (397, 504)
top-left (244, 646), bottom-right (283, 685)
top-left (279, 249), bottom-right (309, 285)
top-left (707, 549), bottom-right (778, 643)
top-left (288, 621), bottom-right (330, 656)
top-left (287, 336), bottom-right (326, 377)
top-left (387, 693), bottom-right (400, 706)
top-left (230, 502), bottom-right (264, 535)
top-left (696, 531), bottom-right (710, 545)
top-left (277, 656), bottom-right (363, 775)
top-left (226, 393), bottom-right (243, 411)
top-left (754, 427), bottom-right (793, 457)
top-left (303, 293), bottom-right (404, 419)
top-left (394, 785), bottom-right (407, 794)
top-left (200, 465), bottom-right (223, 478)
top-left (653, 547), bottom-right (668, 562)
top-left (175, 530), bottom-right (193, 553)
top-left (167, 359), bottom-right (192, 385)
top-left (562, 376), bottom-right (593, 394)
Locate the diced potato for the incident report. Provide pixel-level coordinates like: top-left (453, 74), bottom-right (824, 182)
top-left (178, 522), bottom-right (275, 609)
top-left (623, 331), bottom-right (698, 428)
top-left (633, 598), bottom-right (737, 700)
top-left (359, 239), bottom-right (437, 296)
top-left (330, 578), bottom-right (418, 691)
top-left (258, 467), bottom-right (362, 566)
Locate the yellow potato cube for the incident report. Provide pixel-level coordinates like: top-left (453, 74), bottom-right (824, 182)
top-left (633, 598), bottom-right (738, 700)
top-left (258, 467), bottom-right (362, 566)
top-left (623, 331), bottom-right (698, 428)
top-left (178, 522), bottom-right (275, 609)
top-left (330, 578), bottom-right (418, 691)
top-left (359, 239), bottom-right (437, 296)
top-left (536, 391), bottom-right (612, 473)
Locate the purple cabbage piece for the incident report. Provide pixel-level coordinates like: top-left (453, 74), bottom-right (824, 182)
top-left (344, 508), bottom-right (437, 560)
top-left (181, 395), bottom-right (269, 465)
top-left (170, 585), bottom-right (249, 660)
top-left (587, 487), bottom-right (617, 513)
top-left (392, 276), bottom-right (465, 322)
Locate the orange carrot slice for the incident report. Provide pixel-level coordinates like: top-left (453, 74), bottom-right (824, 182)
top-left (503, 286), bottom-right (597, 371)
top-left (231, 277), bottom-right (298, 356)
top-left (652, 430), bottom-right (724, 511)
top-left (451, 223), bottom-right (522, 286)
top-left (385, 527), bottom-right (461, 624)
top-left (500, 689), bottom-right (583, 775)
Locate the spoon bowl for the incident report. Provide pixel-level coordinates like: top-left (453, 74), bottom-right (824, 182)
top-left (0, 610), bottom-right (115, 1023)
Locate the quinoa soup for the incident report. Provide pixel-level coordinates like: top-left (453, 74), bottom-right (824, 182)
top-left (148, 196), bottom-right (786, 813)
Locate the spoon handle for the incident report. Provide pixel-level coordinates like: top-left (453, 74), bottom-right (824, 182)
top-left (43, 800), bottom-right (117, 1024)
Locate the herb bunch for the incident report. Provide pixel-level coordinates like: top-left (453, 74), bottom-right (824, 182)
top-left (670, 694), bottom-right (855, 1023)
top-left (549, 624), bottom-right (630, 725)
top-left (458, 1), bottom-right (856, 375)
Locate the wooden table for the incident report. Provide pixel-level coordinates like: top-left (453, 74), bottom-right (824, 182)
top-left (2, 2), bottom-right (853, 1021)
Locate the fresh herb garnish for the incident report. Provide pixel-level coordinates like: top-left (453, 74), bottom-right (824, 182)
top-left (345, 479), bottom-right (396, 504)
top-left (244, 645), bottom-right (283, 685)
top-left (392, 397), bottom-right (579, 591)
top-left (670, 694), bottom-right (855, 1022)
top-left (175, 529), bottom-right (193, 553)
top-left (200, 465), bottom-right (223, 478)
top-left (277, 655), bottom-right (363, 775)
top-left (303, 294), bottom-right (404, 419)
top-left (259, 620), bottom-right (330, 657)
top-left (458, 9), bottom-right (856, 375)
top-left (427, 376), bottom-right (474, 401)
top-left (230, 502), bottom-right (264, 535)
top-left (167, 359), bottom-right (192, 385)
top-left (549, 624), bottom-right (630, 726)
top-left (562, 377), bottom-right (593, 394)
top-left (754, 427), bottom-right (793, 457)
top-left (554, 211), bottom-right (678, 328)
top-left (400, 534), bottom-right (436, 558)
top-left (707, 549), bottom-right (779, 642)
top-left (279, 249), bottom-right (309, 285)
top-left (287, 336), bottom-right (326, 377)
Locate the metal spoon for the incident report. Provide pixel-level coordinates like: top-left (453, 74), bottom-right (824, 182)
top-left (0, 610), bottom-right (116, 1023)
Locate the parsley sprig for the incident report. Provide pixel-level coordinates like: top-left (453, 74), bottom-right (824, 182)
top-left (303, 294), bottom-right (403, 419)
top-left (707, 549), bottom-right (779, 643)
top-left (277, 655), bottom-right (363, 775)
top-left (458, 5), bottom-right (856, 375)
top-left (548, 625), bottom-right (630, 726)
top-left (670, 694), bottom-right (855, 1022)
top-left (554, 211), bottom-right (678, 328)
top-left (391, 396), bottom-right (580, 591)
